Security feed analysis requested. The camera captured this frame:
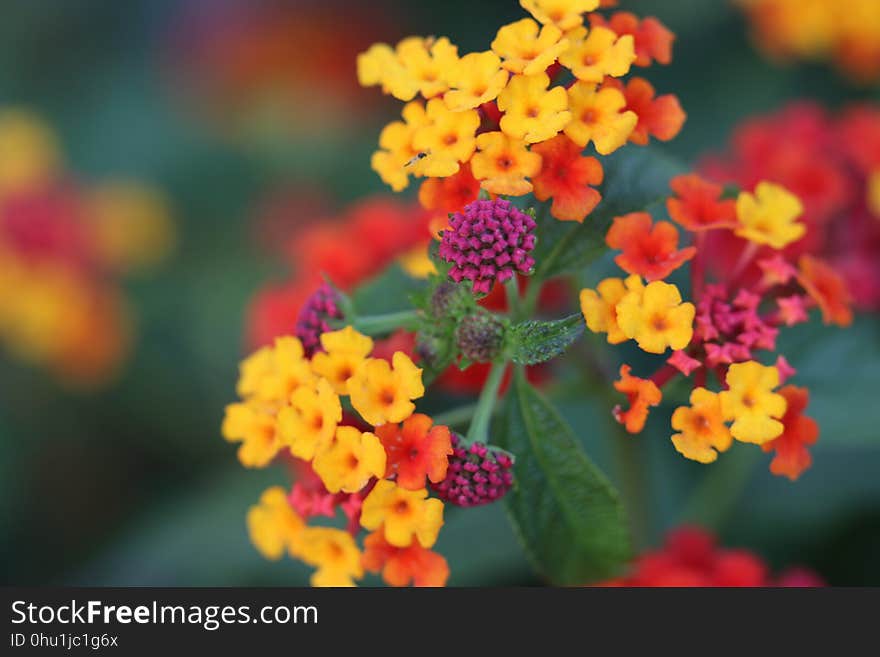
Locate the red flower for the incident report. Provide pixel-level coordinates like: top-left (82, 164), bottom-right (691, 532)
top-left (362, 529), bottom-right (450, 587)
top-left (797, 255), bottom-right (853, 327)
top-left (605, 212), bottom-right (696, 280)
top-left (531, 135), bottom-right (603, 223)
top-left (836, 106), bottom-right (880, 175)
top-left (612, 364), bottom-right (662, 434)
top-left (590, 11), bottom-right (674, 67)
top-left (666, 173), bottom-right (737, 231)
top-left (761, 386), bottom-right (819, 481)
top-left (596, 526), bottom-right (824, 587)
top-left (418, 162), bottom-right (480, 214)
top-left (610, 77), bottom-right (685, 146)
top-left (375, 414), bottom-right (453, 490)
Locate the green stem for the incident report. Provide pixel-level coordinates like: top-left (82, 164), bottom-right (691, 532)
top-left (504, 276), bottom-right (520, 318)
top-left (431, 403), bottom-right (477, 428)
top-left (352, 310), bottom-right (420, 336)
top-left (464, 361), bottom-right (507, 445)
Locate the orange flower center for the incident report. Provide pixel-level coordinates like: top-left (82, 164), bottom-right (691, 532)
top-left (496, 155), bottom-right (514, 170)
top-left (380, 388), bottom-right (397, 406)
top-left (581, 109), bottom-right (598, 124)
top-left (651, 314), bottom-right (668, 331)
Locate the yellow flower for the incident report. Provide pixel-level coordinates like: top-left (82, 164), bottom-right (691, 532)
top-left (371, 101), bottom-right (430, 192)
top-left (221, 401), bottom-right (283, 468)
top-left (497, 73), bottom-right (571, 143)
top-left (276, 378), bottom-right (342, 461)
top-left (246, 486), bottom-right (304, 560)
top-left (413, 99), bottom-right (480, 175)
top-left (560, 26), bottom-right (636, 83)
top-left (397, 36), bottom-right (460, 99)
top-left (616, 280), bottom-right (695, 354)
top-left (869, 170), bottom-right (880, 218)
top-left (297, 527), bottom-right (363, 587)
top-left (671, 388), bottom-right (733, 464)
top-left (398, 244), bottom-right (437, 278)
top-left (0, 109), bottom-right (59, 195)
top-left (491, 18), bottom-right (570, 75)
top-left (735, 182), bottom-right (805, 249)
top-left (719, 361), bottom-right (787, 445)
top-left (312, 426), bottom-right (387, 494)
top-left (261, 337), bottom-right (317, 404)
top-left (520, 0), bottom-right (600, 31)
top-left (444, 51), bottom-right (509, 111)
top-left (311, 326), bottom-right (374, 395)
top-left (235, 346), bottom-right (273, 400)
top-left (565, 82), bottom-right (637, 154)
top-left (579, 275), bottom-right (642, 344)
top-left (357, 43), bottom-right (419, 101)
top-left (360, 480), bottom-right (444, 548)
top-left (349, 352), bottom-right (424, 426)
top-left (85, 181), bottom-right (175, 273)
top-left (470, 131), bottom-right (542, 196)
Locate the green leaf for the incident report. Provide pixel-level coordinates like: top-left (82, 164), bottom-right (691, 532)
top-left (532, 146), bottom-right (686, 279)
top-left (497, 369), bottom-right (631, 584)
top-left (507, 314), bottom-right (585, 365)
top-left (350, 263), bottom-right (427, 316)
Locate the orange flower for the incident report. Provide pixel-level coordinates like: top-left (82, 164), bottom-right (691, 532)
top-left (470, 131), bottom-right (542, 196)
top-left (761, 386), bottom-right (818, 481)
top-left (531, 134), bottom-right (603, 222)
top-left (797, 255), bottom-right (853, 327)
top-left (589, 12), bottom-right (675, 67)
top-left (613, 364), bottom-right (662, 434)
top-left (666, 173), bottom-right (737, 231)
top-left (418, 162), bottom-right (480, 214)
top-left (608, 77), bottom-right (685, 146)
top-left (375, 413), bottom-right (453, 490)
top-left (605, 212), bottom-right (696, 281)
top-left (362, 528), bottom-right (450, 587)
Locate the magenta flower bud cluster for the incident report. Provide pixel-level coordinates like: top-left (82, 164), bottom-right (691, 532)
top-left (431, 433), bottom-right (514, 507)
top-left (438, 198), bottom-right (536, 295)
top-left (695, 284), bottom-right (779, 367)
top-left (295, 282), bottom-right (343, 357)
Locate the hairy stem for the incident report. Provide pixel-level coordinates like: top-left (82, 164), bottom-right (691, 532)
top-left (352, 310), bottom-right (420, 336)
top-left (465, 361), bottom-right (507, 445)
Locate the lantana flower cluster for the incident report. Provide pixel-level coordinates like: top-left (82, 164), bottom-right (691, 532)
top-left (225, 0), bottom-right (860, 587)
top-left (0, 109), bottom-right (175, 385)
top-left (581, 172), bottom-right (850, 480)
top-left (738, 0), bottom-right (880, 83)
top-left (223, 326), bottom-right (463, 586)
top-left (359, 0), bottom-right (684, 231)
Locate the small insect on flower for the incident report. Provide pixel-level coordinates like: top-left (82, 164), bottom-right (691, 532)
top-left (405, 151), bottom-right (430, 168)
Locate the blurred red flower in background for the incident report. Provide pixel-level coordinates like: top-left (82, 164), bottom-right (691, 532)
top-left (598, 526), bottom-right (824, 587)
top-left (701, 102), bottom-right (880, 311)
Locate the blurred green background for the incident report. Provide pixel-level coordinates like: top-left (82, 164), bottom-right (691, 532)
top-left (1, 0), bottom-right (879, 586)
